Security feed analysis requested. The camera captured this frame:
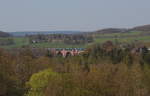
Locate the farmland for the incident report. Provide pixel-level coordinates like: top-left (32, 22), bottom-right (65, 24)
top-left (1, 24), bottom-right (150, 49)
top-left (1, 31), bottom-right (150, 49)
top-left (0, 37), bottom-right (88, 49)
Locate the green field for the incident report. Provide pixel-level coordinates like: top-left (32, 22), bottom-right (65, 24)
top-left (94, 31), bottom-right (150, 43)
top-left (0, 37), bottom-right (29, 49)
top-left (95, 31), bottom-right (142, 37)
top-left (0, 37), bottom-right (89, 49)
top-left (1, 31), bottom-right (150, 49)
top-left (95, 35), bottom-right (150, 43)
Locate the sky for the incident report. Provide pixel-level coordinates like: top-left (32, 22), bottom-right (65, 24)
top-left (0, 0), bottom-right (150, 32)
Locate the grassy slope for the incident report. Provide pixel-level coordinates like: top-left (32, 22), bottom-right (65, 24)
top-left (95, 36), bottom-right (150, 43)
top-left (95, 31), bottom-right (141, 37)
top-left (94, 31), bottom-right (150, 43)
top-left (0, 37), bottom-right (29, 49)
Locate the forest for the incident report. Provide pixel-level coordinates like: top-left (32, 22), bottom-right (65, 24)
top-left (1, 41), bottom-right (150, 96)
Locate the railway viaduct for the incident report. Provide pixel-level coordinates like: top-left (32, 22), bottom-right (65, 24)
top-left (49, 48), bottom-right (85, 57)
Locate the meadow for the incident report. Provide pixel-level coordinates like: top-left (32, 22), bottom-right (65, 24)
top-left (1, 31), bottom-right (150, 49)
top-left (0, 37), bottom-right (88, 49)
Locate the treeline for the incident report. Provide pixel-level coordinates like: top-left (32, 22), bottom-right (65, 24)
top-left (1, 41), bottom-right (150, 96)
top-left (28, 34), bottom-right (93, 45)
top-left (0, 31), bottom-right (14, 46)
top-left (0, 31), bottom-right (11, 37)
top-left (0, 38), bottom-right (14, 46)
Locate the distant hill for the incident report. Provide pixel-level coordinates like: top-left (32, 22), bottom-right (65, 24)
top-left (131, 24), bottom-right (150, 32)
top-left (95, 28), bottom-right (128, 34)
top-left (92, 24), bottom-right (150, 35)
top-left (8, 31), bottom-right (82, 37)
top-left (0, 31), bottom-right (11, 37)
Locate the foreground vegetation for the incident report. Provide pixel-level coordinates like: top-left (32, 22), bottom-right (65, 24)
top-left (1, 41), bottom-right (150, 96)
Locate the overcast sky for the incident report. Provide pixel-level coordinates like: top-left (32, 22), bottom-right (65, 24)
top-left (0, 0), bottom-right (150, 32)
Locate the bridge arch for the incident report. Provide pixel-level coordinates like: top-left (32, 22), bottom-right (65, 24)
top-left (66, 52), bottom-right (72, 57)
top-left (57, 51), bottom-right (63, 57)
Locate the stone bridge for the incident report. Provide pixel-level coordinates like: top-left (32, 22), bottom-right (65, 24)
top-left (48, 48), bottom-right (85, 57)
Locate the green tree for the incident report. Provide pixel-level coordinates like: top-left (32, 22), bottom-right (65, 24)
top-left (26, 69), bottom-right (58, 96)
